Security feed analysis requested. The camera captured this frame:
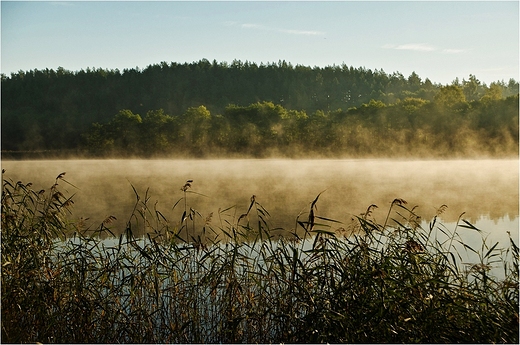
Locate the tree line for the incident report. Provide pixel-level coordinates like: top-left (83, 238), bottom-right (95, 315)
top-left (83, 93), bottom-right (518, 158)
top-left (1, 59), bottom-right (518, 157)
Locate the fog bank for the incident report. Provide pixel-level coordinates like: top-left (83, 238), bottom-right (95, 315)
top-left (2, 159), bottom-right (517, 239)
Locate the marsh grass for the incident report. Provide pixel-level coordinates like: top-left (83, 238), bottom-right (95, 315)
top-left (1, 172), bottom-right (518, 343)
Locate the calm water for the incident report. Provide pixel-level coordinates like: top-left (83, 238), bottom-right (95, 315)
top-left (2, 158), bottom-right (518, 247)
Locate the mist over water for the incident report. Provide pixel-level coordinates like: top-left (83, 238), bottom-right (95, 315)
top-left (2, 158), bottom-right (518, 243)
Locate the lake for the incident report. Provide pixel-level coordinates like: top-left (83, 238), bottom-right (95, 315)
top-left (2, 158), bottom-right (518, 248)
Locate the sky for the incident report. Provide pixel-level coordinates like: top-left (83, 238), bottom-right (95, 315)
top-left (1, 1), bottom-right (518, 85)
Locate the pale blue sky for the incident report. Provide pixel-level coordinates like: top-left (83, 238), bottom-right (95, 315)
top-left (2, 1), bottom-right (518, 85)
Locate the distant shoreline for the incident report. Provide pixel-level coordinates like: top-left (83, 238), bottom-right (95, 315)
top-left (2, 150), bottom-right (518, 162)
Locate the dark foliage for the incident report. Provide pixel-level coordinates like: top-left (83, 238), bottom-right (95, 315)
top-left (2, 60), bottom-right (518, 157)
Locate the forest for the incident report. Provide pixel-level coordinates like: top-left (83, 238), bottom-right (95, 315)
top-left (1, 59), bottom-right (518, 158)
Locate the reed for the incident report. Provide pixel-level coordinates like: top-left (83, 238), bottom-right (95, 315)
top-left (1, 172), bottom-right (518, 343)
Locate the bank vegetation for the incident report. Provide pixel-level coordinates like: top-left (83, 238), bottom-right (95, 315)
top-left (2, 173), bottom-right (518, 343)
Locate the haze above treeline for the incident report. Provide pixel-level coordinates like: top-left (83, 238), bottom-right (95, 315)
top-left (2, 59), bottom-right (518, 158)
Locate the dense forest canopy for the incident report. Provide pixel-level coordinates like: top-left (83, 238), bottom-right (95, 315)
top-left (1, 59), bottom-right (518, 158)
